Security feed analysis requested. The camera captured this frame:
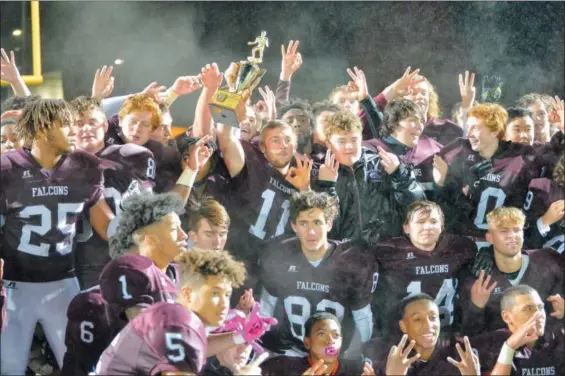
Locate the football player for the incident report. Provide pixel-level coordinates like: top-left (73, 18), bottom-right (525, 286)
top-left (95, 249), bottom-right (264, 375)
top-left (516, 93), bottom-right (551, 144)
top-left (434, 103), bottom-right (540, 250)
top-left (259, 191), bottom-right (377, 356)
top-left (504, 107), bottom-right (536, 146)
top-left (261, 312), bottom-right (370, 375)
top-left (187, 197), bottom-right (230, 252)
top-left (62, 193), bottom-right (188, 376)
top-left (70, 95), bottom-right (157, 288)
top-left (371, 200), bottom-right (477, 345)
top-left (459, 207), bottom-right (563, 336)
top-left (364, 294), bottom-right (481, 376)
top-left (0, 98), bottom-right (116, 375)
top-left (473, 285), bottom-right (564, 375)
top-left (523, 154), bottom-right (564, 254)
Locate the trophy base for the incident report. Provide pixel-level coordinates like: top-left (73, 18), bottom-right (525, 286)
top-left (209, 89), bottom-right (247, 128)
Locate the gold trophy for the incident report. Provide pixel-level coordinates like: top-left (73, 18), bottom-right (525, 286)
top-left (209, 31), bottom-right (268, 127)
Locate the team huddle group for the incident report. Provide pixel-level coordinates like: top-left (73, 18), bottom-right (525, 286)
top-left (0, 39), bottom-right (564, 376)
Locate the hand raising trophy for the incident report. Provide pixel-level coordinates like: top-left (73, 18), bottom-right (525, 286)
top-left (209, 32), bottom-right (268, 127)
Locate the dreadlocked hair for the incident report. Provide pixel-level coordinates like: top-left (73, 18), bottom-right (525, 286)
top-left (14, 98), bottom-right (75, 142)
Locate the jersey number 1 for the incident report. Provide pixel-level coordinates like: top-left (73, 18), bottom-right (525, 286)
top-left (249, 189), bottom-right (290, 240)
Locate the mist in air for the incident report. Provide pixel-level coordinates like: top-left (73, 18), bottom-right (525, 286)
top-left (35, 1), bottom-right (564, 124)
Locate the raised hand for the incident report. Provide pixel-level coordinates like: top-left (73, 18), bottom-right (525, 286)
top-left (92, 65), bottom-right (115, 99)
top-left (236, 289), bottom-right (256, 314)
top-left (541, 199), bottom-right (565, 227)
top-left (286, 154), bottom-right (313, 191)
top-left (318, 149), bottom-right (340, 182)
top-left (141, 82), bottom-right (167, 104)
top-left (302, 359), bottom-right (327, 376)
top-left (281, 40), bottom-right (303, 81)
top-left (385, 334), bottom-right (421, 376)
top-left (548, 95), bottom-right (564, 132)
top-left (186, 134), bottom-right (214, 171)
top-left (201, 63), bottom-right (223, 91)
top-left (235, 352), bottom-right (269, 376)
top-left (433, 155), bottom-right (448, 187)
top-left (171, 75), bottom-right (202, 96)
top-left (446, 336), bottom-right (481, 376)
top-left (547, 294), bottom-right (564, 319)
top-left (458, 71), bottom-right (476, 109)
top-left (0, 48), bottom-right (22, 85)
top-left (391, 67), bottom-right (426, 97)
top-left (506, 311), bottom-right (543, 350)
top-left (346, 66), bottom-right (369, 101)
top-left (256, 86), bottom-right (276, 122)
top-left (470, 270), bottom-right (498, 309)
top-left (378, 146), bottom-right (400, 175)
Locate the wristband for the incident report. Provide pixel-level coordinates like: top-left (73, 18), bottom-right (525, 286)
top-left (497, 342), bottom-right (515, 365)
top-left (163, 88), bottom-right (179, 106)
top-left (176, 167), bottom-right (198, 188)
top-left (232, 333), bottom-right (245, 345)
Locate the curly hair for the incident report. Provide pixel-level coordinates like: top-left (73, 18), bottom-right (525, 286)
top-left (279, 99), bottom-right (315, 130)
top-left (381, 99), bottom-right (421, 138)
top-left (553, 154), bottom-right (564, 186)
top-left (118, 93), bottom-right (163, 131)
top-left (108, 193), bottom-right (185, 258)
top-left (1, 95), bottom-right (42, 112)
top-left (289, 191), bottom-right (339, 224)
top-left (175, 249), bottom-right (246, 289)
top-left (187, 197), bottom-right (231, 232)
top-left (13, 98), bottom-right (75, 143)
top-left (328, 85), bottom-right (348, 103)
top-left (324, 110), bottom-right (363, 139)
top-left (69, 95), bottom-right (104, 116)
top-left (466, 103), bottom-right (508, 139)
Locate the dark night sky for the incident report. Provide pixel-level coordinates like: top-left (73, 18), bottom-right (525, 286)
top-left (1, 1), bottom-right (564, 125)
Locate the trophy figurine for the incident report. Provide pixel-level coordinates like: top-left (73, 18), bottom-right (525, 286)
top-left (209, 32), bottom-right (268, 127)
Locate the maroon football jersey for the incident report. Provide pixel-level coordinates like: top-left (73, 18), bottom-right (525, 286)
top-left (0, 149), bottom-right (104, 282)
top-left (460, 248), bottom-right (563, 336)
top-left (261, 355), bottom-right (364, 376)
top-left (471, 329), bottom-right (565, 376)
top-left (535, 130), bottom-right (564, 178)
top-left (365, 336), bottom-right (472, 376)
top-left (363, 136), bottom-right (442, 196)
top-left (95, 302), bottom-right (207, 376)
top-left (99, 254), bottom-right (178, 336)
top-left (372, 235), bottom-right (476, 341)
top-left (75, 143), bottom-right (156, 288)
top-left (104, 115), bottom-right (182, 194)
top-left (523, 178), bottom-right (564, 254)
top-left (437, 139), bottom-right (539, 243)
top-left (224, 141), bottom-right (301, 273)
top-left (421, 118), bottom-right (463, 146)
top-left (62, 287), bottom-right (112, 376)
top-left (260, 238), bottom-right (378, 353)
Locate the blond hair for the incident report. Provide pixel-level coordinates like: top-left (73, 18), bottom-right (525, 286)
top-left (175, 249), bottom-right (246, 290)
top-left (324, 110), bottom-right (363, 139)
top-left (467, 103), bottom-right (508, 139)
top-left (486, 207), bottom-right (525, 229)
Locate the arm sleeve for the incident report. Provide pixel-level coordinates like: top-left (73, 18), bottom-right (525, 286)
top-left (352, 304), bottom-right (373, 342)
top-left (359, 95), bottom-right (384, 139)
top-left (102, 95), bottom-right (130, 118)
top-left (359, 93), bottom-right (388, 140)
top-left (259, 288), bottom-right (279, 318)
top-left (275, 79), bottom-right (291, 107)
